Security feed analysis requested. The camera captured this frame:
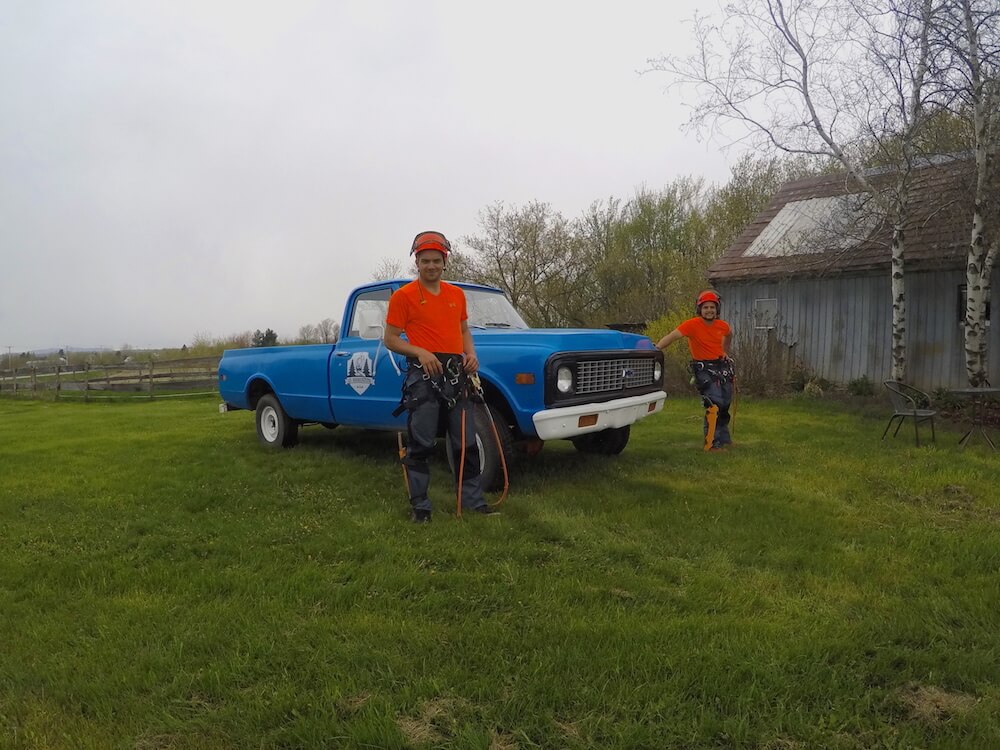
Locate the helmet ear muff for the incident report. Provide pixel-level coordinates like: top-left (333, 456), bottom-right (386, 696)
top-left (410, 230), bottom-right (451, 257)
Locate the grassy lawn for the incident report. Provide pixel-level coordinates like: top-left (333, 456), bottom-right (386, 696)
top-left (0, 395), bottom-right (997, 749)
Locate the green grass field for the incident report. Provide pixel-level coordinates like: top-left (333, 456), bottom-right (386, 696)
top-left (0, 395), bottom-right (997, 749)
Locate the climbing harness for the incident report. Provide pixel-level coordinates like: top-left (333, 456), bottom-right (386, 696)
top-left (391, 355), bottom-right (463, 417)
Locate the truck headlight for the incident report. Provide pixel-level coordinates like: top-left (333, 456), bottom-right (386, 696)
top-left (556, 366), bottom-right (573, 393)
top-left (654, 362), bottom-right (662, 381)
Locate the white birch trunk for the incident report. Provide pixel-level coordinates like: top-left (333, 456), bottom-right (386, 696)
top-left (890, 226), bottom-right (907, 381)
top-left (964, 194), bottom-right (997, 386)
top-left (963, 226), bottom-right (992, 387)
top-left (961, 0), bottom-right (997, 387)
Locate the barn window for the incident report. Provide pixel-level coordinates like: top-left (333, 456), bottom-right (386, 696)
top-left (958, 284), bottom-right (991, 325)
top-left (754, 298), bottom-right (778, 330)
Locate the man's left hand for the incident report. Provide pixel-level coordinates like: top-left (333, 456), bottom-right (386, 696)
top-left (463, 352), bottom-right (479, 373)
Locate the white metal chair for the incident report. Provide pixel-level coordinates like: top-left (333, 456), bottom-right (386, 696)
top-left (882, 380), bottom-right (937, 446)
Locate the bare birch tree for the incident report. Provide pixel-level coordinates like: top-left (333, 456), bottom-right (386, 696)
top-left (297, 324), bottom-right (319, 344)
top-left (648, 0), bottom-right (942, 380)
top-left (934, 0), bottom-right (1000, 386)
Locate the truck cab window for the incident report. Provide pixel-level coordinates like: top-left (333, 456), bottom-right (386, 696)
top-left (348, 288), bottom-right (392, 338)
top-left (465, 289), bottom-right (529, 329)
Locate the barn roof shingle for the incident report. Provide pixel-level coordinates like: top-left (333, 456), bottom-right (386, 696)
top-left (707, 157), bottom-right (977, 283)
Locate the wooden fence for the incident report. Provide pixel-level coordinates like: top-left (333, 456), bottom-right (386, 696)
top-left (0, 356), bottom-right (219, 400)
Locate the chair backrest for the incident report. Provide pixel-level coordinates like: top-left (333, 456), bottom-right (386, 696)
top-left (883, 380), bottom-right (931, 411)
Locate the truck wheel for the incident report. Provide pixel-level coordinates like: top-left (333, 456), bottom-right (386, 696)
top-left (447, 404), bottom-right (514, 493)
top-left (571, 425), bottom-right (630, 456)
top-left (256, 394), bottom-right (299, 448)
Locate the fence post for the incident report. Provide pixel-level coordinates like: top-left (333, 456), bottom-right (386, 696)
top-left (84, 363), bottom-right (90, 403)
top-left (55, 365), bottom-right (61, 399)
top-left (31, 367), bottom-right (37, 398)
top-left (148, 359), bottom-right (155, 399)
top-left (12, 366), bottom-right (16, 397)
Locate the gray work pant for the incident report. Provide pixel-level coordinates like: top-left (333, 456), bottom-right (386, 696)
top-left (401, 369), bottom-right (486, 513)
top-left (693, 365), bottom-right (733, 446)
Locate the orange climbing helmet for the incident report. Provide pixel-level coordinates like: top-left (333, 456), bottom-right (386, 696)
top-left (695, 289), bottom-right (722, 314)
top-left (410, 230), bottom-right (451, 257)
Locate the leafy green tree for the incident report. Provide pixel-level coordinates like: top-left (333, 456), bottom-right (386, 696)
top-left (589, 180), bottom-right (711, 326)
top-left (459, 159), bottom-right (827, 331)
top-left (252, 328), bottom-right (279, 347)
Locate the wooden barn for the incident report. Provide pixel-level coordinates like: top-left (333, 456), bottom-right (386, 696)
top-left (707, 157), bottom-right (998, 391)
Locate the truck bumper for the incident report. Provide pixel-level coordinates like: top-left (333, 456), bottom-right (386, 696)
top-left (531, 390), bottom-right (666, 441)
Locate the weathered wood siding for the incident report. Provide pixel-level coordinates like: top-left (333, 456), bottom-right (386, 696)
top-left (716, 268), bottom-right (999, 391)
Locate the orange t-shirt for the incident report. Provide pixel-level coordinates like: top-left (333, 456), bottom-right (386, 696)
top-left (677, 317), bottom-right (731, 360)
top-left (386, 280), bottom-right (468, 355)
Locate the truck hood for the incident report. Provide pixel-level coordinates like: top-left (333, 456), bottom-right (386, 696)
top-left (469, 327), bottom-right (651, 352)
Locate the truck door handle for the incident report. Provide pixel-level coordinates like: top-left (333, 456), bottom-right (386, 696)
top-left (335, 352), bottom-right (351, 357)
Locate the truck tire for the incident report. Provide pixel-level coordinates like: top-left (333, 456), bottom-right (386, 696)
top-left (447, 403), bottom-right (514, 493)
top-left (256, 394), bottom-right (299, 448)
top-left (571, 425), bottom-right (630, 456)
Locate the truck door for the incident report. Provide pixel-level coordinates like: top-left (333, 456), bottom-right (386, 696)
top-left (329, 286), bottom-right (408, 430)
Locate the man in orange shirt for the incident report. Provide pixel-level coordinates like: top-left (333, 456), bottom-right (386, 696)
top-left (653, 290), bottom-right (735, 451)
top-left (384, 230), bottom-right (497, 522)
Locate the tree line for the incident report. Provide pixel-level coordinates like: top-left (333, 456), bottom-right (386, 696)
top-left (442, 155), bottom-right (827, 331)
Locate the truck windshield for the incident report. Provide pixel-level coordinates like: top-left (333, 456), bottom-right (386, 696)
top-left (465, 288), bottom-right (529, 329)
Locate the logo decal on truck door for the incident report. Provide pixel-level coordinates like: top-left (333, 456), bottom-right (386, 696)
top-left (345, 352), bottom-right (375, 394)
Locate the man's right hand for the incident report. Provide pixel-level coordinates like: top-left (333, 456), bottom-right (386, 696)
top-left (416, 349), bottom-right (442, 376)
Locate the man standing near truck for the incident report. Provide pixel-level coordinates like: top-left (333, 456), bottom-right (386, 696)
top-left (653, 290), bottom-right (735, 451)
top-left (383, 230), bottom-right (498, 522)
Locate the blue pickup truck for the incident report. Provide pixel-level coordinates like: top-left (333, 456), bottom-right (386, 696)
top-left (218, 280), bottom-right (666, 489)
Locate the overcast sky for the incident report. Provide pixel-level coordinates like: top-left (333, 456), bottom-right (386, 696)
top-left (1, 0), bottom-right (736, 352)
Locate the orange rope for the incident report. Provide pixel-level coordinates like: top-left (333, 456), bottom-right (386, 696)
top-left (486, 410), bottom-right (509, 506)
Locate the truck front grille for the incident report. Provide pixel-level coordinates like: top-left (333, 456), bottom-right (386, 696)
top-left (577, 357), bottom-right (656, 395)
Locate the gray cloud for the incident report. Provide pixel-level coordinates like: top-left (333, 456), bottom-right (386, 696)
top-left (1, 0), bottom-right (733, 351)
